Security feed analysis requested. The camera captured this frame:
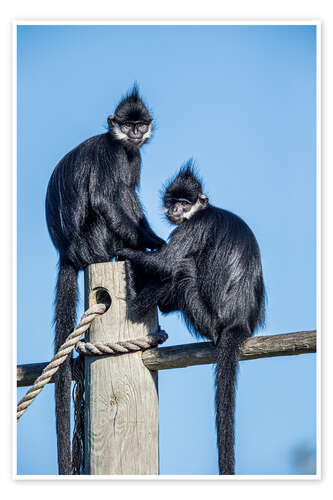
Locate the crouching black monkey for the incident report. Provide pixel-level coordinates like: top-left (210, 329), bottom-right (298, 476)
top-left (45, 85), bottom-right (164, 474)
top-left (116, 161), bottom-right (265, 475)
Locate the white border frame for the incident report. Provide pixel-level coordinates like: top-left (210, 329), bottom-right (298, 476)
top-left (14, 20), bottom-right (321, 481)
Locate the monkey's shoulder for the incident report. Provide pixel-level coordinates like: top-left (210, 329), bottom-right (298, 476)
top-left (59, 133), bottom-right (117, 163)
top-left (188, 205), bottom-right (259, 252)
top-left (208, 206), bottom-right (255, 234)
top-left (50, 133), bottom-right (128, 184)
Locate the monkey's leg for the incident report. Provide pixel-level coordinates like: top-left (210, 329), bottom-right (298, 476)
top-left (129, 278), bottom-right (171, 319)
top-left (124, 260), bottom-right (140, 300)
top-left (176, 260), bottom-right (218, 341)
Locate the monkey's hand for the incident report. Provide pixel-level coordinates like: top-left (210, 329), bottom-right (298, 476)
top-left (148, 236), bottom-right (166, 251)
top-left (116, 248), bottom-right (143, 261)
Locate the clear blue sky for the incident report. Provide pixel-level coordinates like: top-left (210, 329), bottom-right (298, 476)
top-left (17, 24), bottom-right (317, 475)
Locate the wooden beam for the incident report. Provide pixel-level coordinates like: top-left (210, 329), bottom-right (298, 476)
top-left (17, 330), bottom-right (316, 387)
top-left (142, 330), bottom-right (316, 371)
top-left (17, 361), bottom-right (51, 387)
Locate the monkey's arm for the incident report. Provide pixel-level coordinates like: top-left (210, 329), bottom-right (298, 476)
top-left (138, 216), bottom-right (165, 249)
top-left (119, 186), bottom-right (165, 249)
top-left (107, 204), bottom-right (161, 250)
top-left (89, 184), bottom-right (161, 250)
top-left (122, 247), bottom-right (218, 341)
top-left (117, 223), bottom-right (202, 277)
top-left (116, 247), bottom-right (170, 276)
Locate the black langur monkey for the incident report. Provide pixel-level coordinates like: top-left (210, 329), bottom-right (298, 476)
top-left (116, 162), bottom-right (265, 475)
top-left (45, 85), bottom-right (164, 475)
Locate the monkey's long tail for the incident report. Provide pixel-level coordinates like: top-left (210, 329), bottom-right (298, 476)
top-left (215, 327), bottom-right (246, 475)
top-left (54, 260), bottom-right (78, 475)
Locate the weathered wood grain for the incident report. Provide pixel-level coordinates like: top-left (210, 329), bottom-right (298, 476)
top-left (83, 262), bottom-right (159, 475)
top-left (142, 330), bottom-right (316, 370)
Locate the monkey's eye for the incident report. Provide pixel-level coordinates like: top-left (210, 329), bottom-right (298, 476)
top-left (121, 123), bottom-right (130, 132)
top-left (138, 123), bottom-right (148, 133)
top-left (181, 201), bottom-right (191, 207)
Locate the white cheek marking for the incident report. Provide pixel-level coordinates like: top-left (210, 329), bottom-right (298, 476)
top-left (182, 200), bottom-right (203, 220)
top-left (141, 123), bottom-right (152, 142)
top-left (112, 123), bottom-right (128, 141)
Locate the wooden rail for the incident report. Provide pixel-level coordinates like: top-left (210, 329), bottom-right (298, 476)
top-left (142, 330), bottom-right (316, 370)
top-left (17, 330), bottom-right (316, 386)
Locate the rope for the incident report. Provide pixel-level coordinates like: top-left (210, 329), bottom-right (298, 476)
top-left (75, 331), bottom-right (168, 356)
top-left (16, 303), bottom-right (106, 421)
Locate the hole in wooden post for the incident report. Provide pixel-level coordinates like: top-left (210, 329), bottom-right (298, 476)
top-left (94, 288), bottom-right (112, 312)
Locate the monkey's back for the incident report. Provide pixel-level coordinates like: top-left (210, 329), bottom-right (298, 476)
top-left (45, 133), bottom-right (127, 268)
top-left (192, 205), bottom-right (265, 333)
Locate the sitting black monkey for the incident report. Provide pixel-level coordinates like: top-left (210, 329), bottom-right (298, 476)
top-left (116, 161), bottom-right (265, 475)
top-left (45, 85), bottom-right (164, 474)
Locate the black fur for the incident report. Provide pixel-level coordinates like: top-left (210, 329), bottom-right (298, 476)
top-left (116, 161), bottom-right (265, 475)
top-left (45, 85), bottom-right (164, 474)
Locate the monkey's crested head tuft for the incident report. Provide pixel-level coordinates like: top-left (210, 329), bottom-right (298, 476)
top-left (113, 83), bottom-right (152, 124)
top-left (163, 159), bottom-right (204, 205)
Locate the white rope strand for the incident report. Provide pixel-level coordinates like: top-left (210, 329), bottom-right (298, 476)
top-left (17, 303), bottom-right (106, 421)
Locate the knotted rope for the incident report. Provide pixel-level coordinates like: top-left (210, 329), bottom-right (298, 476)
top-left (75, 331), bottom-right (168, 356)
top-left (17, 303), bottom-right (168, 423)
top-left (17, 303), bottom-right (106, 421)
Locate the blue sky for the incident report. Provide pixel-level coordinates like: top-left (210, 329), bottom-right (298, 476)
top-left (17, 24), bottom-right (317, 475)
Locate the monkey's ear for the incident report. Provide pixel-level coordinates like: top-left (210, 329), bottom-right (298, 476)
top-left (199, 193), bottom-right (209, 206)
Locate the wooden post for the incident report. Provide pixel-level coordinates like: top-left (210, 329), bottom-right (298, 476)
top-left (83, 262), bottom-right (159, 475)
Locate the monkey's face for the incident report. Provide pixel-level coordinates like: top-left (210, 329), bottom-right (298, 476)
top-left (108, 117), bottom-right (153, 148)
top-left (120, 121), bottom-right (152, 146)
top-left (164, 194), bottom-right (208, 225)
top-left (108, 90), bottom-right (154, 148)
